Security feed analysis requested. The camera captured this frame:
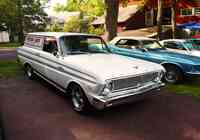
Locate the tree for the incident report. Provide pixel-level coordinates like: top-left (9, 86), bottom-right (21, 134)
top-left (54, 0), bottom-right (105, 18)
top-left (0, 0), bottom-right (48, 42)
top-left (54, 0), bottom-right (105, 33)
top-left (49, 23), bottom-right (63, 32)
top-left (157, 0), bottom-right (163, 40)
top-left (171, 0), bottom-right (178, 39)
top-left (63, 17), bottom-right (82, 32)
top-left (105, 0), bottom-right (119, 41)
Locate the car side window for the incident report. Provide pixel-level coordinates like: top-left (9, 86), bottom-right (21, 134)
top-left (164, 42), bottom-right (185, 50)
top-left (43, 37), bottom-right (58, 54)
top-left (116, 39), bottom-right (140, 49)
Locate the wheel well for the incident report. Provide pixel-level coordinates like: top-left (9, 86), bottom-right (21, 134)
top-left (161, 63), bottom-right (184, 74)
top-left (24, 62), bottom-right (31, 68)
top-left (66, 82), bottom-right (83, 94)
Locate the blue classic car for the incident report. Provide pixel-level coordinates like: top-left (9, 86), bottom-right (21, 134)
top-left (110, 37), bottom-right (200, 83)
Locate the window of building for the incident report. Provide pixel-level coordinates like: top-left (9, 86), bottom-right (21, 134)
top-left (195, 7), bottom-right (200, 15)
top-left (180, 8), bottom-right (193, 16)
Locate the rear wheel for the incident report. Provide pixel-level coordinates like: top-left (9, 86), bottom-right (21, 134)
top-left (164, 65), bottom-right (183, 84)
top-left (25, 65), bottom-right (35, 80)
top-left (70, 84), bottom-right (91, 114)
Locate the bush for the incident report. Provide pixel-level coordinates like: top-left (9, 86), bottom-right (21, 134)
top-left (88, 25), bottom-right (105, 35)
top-left (48, 23), bottom-right (63, 32)
top-left (63, 17), bottom-right (82, 32)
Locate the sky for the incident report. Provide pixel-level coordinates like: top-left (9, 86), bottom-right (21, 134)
top-left (45, 0), bottom-right (68, 15)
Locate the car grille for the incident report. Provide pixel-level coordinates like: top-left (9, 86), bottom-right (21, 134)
top-left (112, 72), bottom-right (158, 92)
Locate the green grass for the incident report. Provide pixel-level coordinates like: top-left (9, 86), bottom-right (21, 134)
top-left (0, 43), bottom-right (20, 48)
top-left (0, 60), bottom-right (22, 77)
top-left (167, 79), bottom-right (200, 99)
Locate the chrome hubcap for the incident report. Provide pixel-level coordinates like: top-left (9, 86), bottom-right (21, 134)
top-left (166, 71), bottom-right (177, 82)
top-left (72, 89), bottom-right (84, 110)
top-left (27, 67), bottom-right (32, 77)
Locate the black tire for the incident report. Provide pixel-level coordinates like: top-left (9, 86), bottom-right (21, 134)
top-left (164, 65), bottom-right (183, 84)
top-left (70, 84), bottom-right (91, 114)
top-left (25, 64), bottom-right (35, 80)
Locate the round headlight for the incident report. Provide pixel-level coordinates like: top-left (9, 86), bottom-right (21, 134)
top-left (154, 71), bottom-right (164, 82)
top-left (101, 81), bottom-right (113, 96)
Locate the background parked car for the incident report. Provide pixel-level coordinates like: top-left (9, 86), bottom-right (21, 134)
top-left (160, 39), bottom-right (200, 57)
top-left (110, 37), bottom-right (200, 84)
top-left (189, 38), bottom-right (200, 50)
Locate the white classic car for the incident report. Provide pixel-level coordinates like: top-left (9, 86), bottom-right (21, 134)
top-left (17, 32), bottom-right (165, 113)
top-left (160, 39), bottom-right (200, 57)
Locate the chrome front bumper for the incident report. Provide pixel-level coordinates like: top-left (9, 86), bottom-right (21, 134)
top-left (91, 82), bottom-right (165, 110)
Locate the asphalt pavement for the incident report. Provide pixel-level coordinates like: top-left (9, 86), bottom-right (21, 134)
top-left (1, 49), bottom-right (200, 140)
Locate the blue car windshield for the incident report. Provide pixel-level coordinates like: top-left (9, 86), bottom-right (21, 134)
top-left (141, 40), bottom-right (165, 51)
top-left (182, 41), bottom-right (194, 50)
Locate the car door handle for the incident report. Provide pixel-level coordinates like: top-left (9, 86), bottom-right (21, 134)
top-left (35, 53), bottom-right (40, 56)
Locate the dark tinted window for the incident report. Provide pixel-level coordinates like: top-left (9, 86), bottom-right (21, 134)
top-left (60, 36), bottom-right (109, 55)
top-left (116, 39), bottom-right (140, 49)
top-left (164, 42), bottom-right (185, 50)
top-left (43, 37), bottom-right (58, 54)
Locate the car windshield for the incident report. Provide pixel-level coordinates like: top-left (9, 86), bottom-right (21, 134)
top-left (60, 36), bottom-right (110, 55)
top-left (182, 41), bottom-right (194, 50)
top-left (141, 40), bottom-right (165, 50)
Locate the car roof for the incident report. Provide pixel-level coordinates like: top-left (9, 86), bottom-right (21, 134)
top-left (27, 32), bottom-right (100, 39)
top-left (113, 36), bottom-right (156, 41)
top-left (160, 39), bottom-right (187, 43)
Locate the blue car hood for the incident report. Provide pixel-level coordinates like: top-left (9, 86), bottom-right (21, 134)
top-left (151, 49), bottom-right (200, 65)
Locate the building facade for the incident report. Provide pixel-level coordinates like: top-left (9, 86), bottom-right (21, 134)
top-left (93, 0), bottom-right (200, 32)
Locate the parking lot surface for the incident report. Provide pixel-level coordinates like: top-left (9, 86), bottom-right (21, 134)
top-left (0, 76), bottom-right (200, 140)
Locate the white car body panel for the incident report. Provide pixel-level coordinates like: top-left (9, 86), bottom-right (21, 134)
top-left (17, 32), bottom-right (165, 109)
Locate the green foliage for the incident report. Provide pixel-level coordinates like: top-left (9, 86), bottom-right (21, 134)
top-left (88, 25), bottom-right (105, 35)
top-left (0, 0), bottom-right (48, 42)
top-left (48, 23), bottom-right (63, 32)
top-left (54, 0), bottom-right (105, 18)
top-left (63, 17), bottom-right (82, 32)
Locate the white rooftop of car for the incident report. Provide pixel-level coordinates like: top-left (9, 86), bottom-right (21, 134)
top-left (161, 39), bottom-right (187, 42)
top-left (113, 36), bottom-right (156, 41)
top-left (28, 32), bottom-right (99, 39)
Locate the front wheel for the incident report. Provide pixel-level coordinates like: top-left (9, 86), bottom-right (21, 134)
top-left (164, 65), bottom-right (183, 84)
top-left (25, 65), bottom-right (35, 80)
top-left (71, 85), bottom-right (91, 113)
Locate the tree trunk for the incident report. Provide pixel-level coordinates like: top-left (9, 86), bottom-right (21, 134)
top-left (171, 0), bottom-right (177, 39)
top-left (17, 0), bottom-right (24, 43)
top-left (105, 0), bottom-right (119, 41)
top-left (157, 0), bottom-right (163, 40)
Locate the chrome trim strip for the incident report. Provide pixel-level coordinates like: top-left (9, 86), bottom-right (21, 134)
top-left (18, 52), bottom-right (97, 84)
top-left (18, 48), bottom-right (97, 80)
top-left (33, 70), bottom-right (66, 93)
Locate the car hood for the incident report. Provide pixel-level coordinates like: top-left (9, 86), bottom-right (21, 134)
top-left (63, 53), bottom-right (164, 82)
top-left (151, 50), bottom-right (200, 64)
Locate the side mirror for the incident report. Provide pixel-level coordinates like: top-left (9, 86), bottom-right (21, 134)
top-left (53, 51), bottom-right (59, 58)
